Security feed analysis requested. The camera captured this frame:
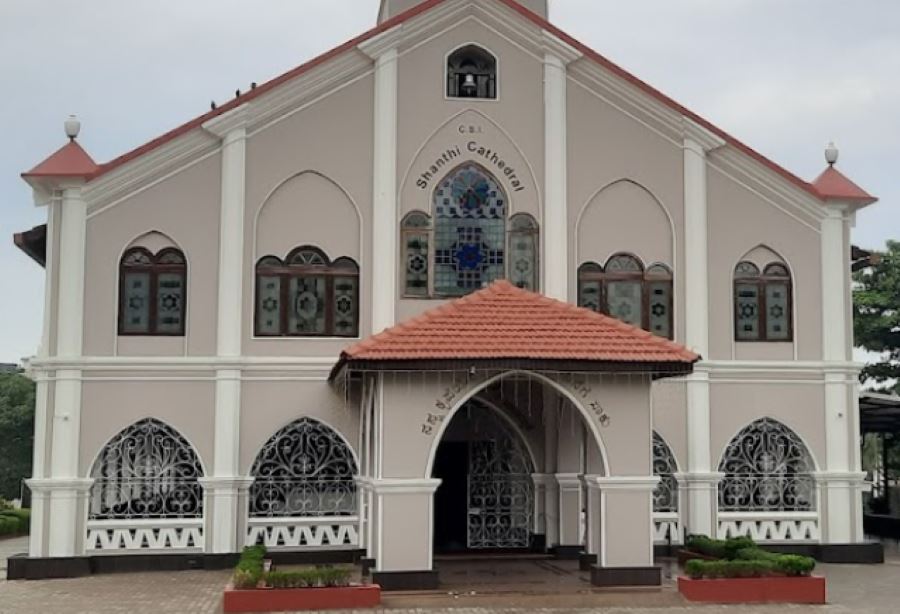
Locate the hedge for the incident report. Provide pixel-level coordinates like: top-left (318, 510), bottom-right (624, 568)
top-left (0, 509), bottom-right (29, 536)
top-left (683, 535), bottom-right (815, 579)
top-left (231, 545), bottom-right (352, 590)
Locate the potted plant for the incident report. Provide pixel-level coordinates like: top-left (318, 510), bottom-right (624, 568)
top-left (223, 546), bottom-right (381, 612)
top-left (677, 536), bottom-right (825, 604)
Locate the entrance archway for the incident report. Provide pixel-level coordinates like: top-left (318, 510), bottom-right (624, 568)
top-left (432, 398), bottom-right (535, 553)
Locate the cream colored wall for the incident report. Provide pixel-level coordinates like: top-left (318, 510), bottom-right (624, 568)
top-left (243, 75), bottom-right (374, 356)
top-left (239, 380), bottom-right (360, 473)
top-left (707, 166), bottom-right (823, 362)
top-left (82, 154), bottom-right (222, 357)
top-left (651, 381), bottom-right (687, 472)
top-left (79, 379), bottom-right (216, 477)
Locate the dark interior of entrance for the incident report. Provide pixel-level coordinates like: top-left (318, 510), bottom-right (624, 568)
top-left (432, 399), bottom-right (535, 554)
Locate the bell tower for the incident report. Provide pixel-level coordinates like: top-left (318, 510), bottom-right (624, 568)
top-left (378, 0), bottom-right (548, 24)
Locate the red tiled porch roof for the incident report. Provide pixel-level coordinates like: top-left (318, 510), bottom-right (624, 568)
top-left (334, 281), bottom-right (698, 375)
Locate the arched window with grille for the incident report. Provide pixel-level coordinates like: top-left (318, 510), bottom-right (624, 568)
top-left (734, 261), bottom-right (793, 341)
top-left (119, 247), bottom-right (187, 335)
top-left (402, 211), bottom-right (432, 297)
top-left (652, 432), bottom-right (679, 513)
top-left (89, 418), bottom-right (204, 520)
top-left (577, 254), bottom-right (673, 339)
top-left (249, 418), bottom-right (358, 518)
top-left (718, 417), bottom-right (815, 512)
top-left (255, 247), bottom-right (359, 337)
top-left (508, 213), bottom-right (539, 290)
top-left (447, 45), bottom-right (497, 99)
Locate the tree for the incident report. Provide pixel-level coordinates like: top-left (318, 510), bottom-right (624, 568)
top-left (0, 372), bottom-right (34, 501)
top-left (854, 240), bottom-right (900, 394)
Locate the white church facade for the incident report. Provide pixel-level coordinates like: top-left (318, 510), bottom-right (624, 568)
top-left (12, 0), bottom-right (881, 588)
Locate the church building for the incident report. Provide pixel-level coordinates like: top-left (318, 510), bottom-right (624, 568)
top-left (12, 0), bottom-right (881, 589)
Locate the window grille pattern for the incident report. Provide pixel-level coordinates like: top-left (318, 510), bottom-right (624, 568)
top-left (402, 212), bottom-right (431, 297)
top-left (734, 261), bottom-right (792, 341)
top-left (507, 214), bottom-right (538, 291)
top-left (447, 45), bottom-right (497, 99)
top-left (250, 418), bottom-right (358, 518)
top-left (119, 247), bottom-right (186, 336)
top-left (652, 432), bottom-right (679, 513)
top-left (434, 164), bottom-right (507, 296)
top-left (718, 418), bottom-right (815, 512)
top-left (255, 248), bottom-right (359, 337)
top-left (577, 255), bottom-right (673, 339)
top-left (89, 418), bottom-right (203, 520)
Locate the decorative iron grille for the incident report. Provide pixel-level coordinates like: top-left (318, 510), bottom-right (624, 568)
top-left (249, 418), bottom-right (358, 518)
top-left (652, 432), bottom-right (679, 513)
top-left (89, 418), bottom-right (204, 520)
top-left (718, 418), bottom-right (815, 512)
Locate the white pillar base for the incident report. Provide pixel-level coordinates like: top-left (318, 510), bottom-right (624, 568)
top-left (369, 478), bottom-right (441, 573)
top-left (814, 471), bottom-right (869, 544)
top-left (555, 473), bottom-right (583, 547)
top-left (675, 472), bottom-right (723, 538)
top-left (200, 477), bottom-right (254, 554)
top-left (27, 478), bottom-right (93, 558)
top-left (587, 476), bottom-right (659, 569)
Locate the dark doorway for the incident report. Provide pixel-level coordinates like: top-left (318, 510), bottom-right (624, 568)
top-left (433, 440), bottom-right (469, 553)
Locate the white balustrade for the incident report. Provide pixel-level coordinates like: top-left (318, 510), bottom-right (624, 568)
top-left (653, 511), bottom-right (682, 544)
top-left (86, 518), bottom-right (203, 553)
top-left (717, 511), bottom-right (820, 542)
top-left (246, 516), bottom-right (359, 550)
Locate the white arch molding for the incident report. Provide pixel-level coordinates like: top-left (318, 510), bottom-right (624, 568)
top-left (451, 394), bottom-right (540, 474)
top-left (242, 414), bottom-right (360, 476)
top-left (423, 370), bottom-right (610, 479)
top-left (715, 415), bottom-right (821, 475)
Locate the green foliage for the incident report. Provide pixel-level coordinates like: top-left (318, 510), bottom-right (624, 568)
top-left (0, 373), bottom-right (34, 500)
top-left (231, 546), bottom-right (352, 590)
top-left (684, 535), bottom-right (816, 578)
top-left (232, 545), bottom-right (266, 589)
top-left (854, 240), bottom-right (900, 394)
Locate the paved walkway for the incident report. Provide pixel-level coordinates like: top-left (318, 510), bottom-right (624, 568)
top-left (1, 536), bottom-right (900, 613)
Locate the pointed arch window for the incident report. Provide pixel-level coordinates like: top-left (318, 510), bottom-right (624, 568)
top-left (403, 164), bottom-right (538, 297)
top-left (652, 432), bottom-right (679, 513)
top-left (249, 417), bottom-right (358, 518)
top-left (734, 261), bottom-right (792, 341)
top-left (577, 254), bottom-right (673, 339)
top-left (718, 417), bottom-right (815, 512)
top-left (447, 45), bottom-right (497, 100)
top-left (89, 418), bottom-right (204, 520)
top-left (119, 247), bottom-right (187, 336)
top-left (255, 247), bottom-right (359, 337)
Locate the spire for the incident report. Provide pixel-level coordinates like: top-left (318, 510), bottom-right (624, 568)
top-left (22, 115), bottom-right (98, 182)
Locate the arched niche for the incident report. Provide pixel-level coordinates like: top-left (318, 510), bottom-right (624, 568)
top-left (576, 180), bottom-right (674, 267)
top-left (255, 171), bottom-right (361, 262)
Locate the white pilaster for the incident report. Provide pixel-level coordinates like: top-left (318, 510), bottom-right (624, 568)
top-left (587, 476), bottom-right (659, 569)
top-left (45, 184), bottom-right (89, 557)
top-left (360, 28), bottom-right (402, 334)
top-left (541, 32), bottom-right (580, 301)
top-left (682, 119), bottom-right (724, 537)
top-left (819, 203), bottom-right (865, 543)
top-left (203, 105), bottom-right (250, 553)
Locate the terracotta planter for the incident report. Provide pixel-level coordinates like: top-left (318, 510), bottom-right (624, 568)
top-left (223, 584), bottom-right (381, 612)
top-left (678, 575), bottom-right (826, 604)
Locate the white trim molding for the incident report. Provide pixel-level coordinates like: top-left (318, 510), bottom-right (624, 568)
top-left (368, 478), bottom-right (442, 495)
top-left (586, 475), bottom-right (660, 491)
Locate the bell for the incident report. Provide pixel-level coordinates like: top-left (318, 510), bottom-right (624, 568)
top-left (462, 73), bottom-right (477, 92)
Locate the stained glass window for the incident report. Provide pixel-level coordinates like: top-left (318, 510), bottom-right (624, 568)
top-left (119, 247), bottom-right (186, 336)
top-left (508, 214), bottom-right (538, 291)
top-left (255, 247), bottom-right (359, 338)
top-left (734, 261), bottom-right (792, 342)
top-left (577, 255), bottom-right (674, 339)
top-left (402, 212), bottom-right (431, 297)
top-left (434, 164), bottom-right (507, 296)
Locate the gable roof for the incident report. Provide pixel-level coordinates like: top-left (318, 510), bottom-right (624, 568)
top-left (22, 140), bottom-right (98, 179)
top-left (31, 0), bottom-right (869, 205)
top-left (333, 280), bottom-right (699, 376)
top-left (812, 166), bottom-right (877, 205)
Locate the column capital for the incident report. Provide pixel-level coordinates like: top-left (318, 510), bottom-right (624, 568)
top-left (586, 475), bottom-right (659, 491)
top-left (369, 478), bottom-right (441, 495)
top-left (682, 117), bottom-right (725, 154)
top-left (811, 471), bottom-right (868, 485)
top-left (26, 477), bottom-right (94, 493)
top-left (674, 471), bottom-right (724, 484)
top-left (541, 30), bottom-right (582, 65)
top-left (554, 472), bottom-right (583, 488)
top-left (358, 25), bottom-right (404, 59)
top-left (198, 476), bottom-right (255, 492)
top-left (202, 103), bottom-right (250, 140)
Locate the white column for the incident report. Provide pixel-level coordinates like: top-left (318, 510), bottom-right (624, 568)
top-left (587, 476), bottom-right (659, 573)
top-left (681, 119), bottom-right (724, 538)
top-left (360, 29), bottom-right (401, 333)
top-left (556, 407), bottom-right (584, 550)
top-left (203, 105), bottom-right (250, 553)
top-left (819, 204), bottom-right (865, 543)
top-left (541, 34), bottom-right (580, 301)
top-left (43, 184), bottom-right (89, 557)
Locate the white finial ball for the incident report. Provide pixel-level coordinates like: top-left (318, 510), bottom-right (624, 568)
top-left (825, 141), bottom-right (839, 166)
top-left (64, 115), bottom-right (81, 140)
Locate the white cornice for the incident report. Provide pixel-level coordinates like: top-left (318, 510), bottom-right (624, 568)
top-left (541, 29), bottom-right (582, 64)
top-left (202, 103), bottom-right (251, 139)
top-left (358, 24), bottom-right (405, 59)
top-left (682, 117), bottom-right (725, 153)
top-left (586, 475), bottom-right (660, 491)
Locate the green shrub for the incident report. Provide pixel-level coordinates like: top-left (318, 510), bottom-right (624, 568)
top-left (264, 566), bottom-right (352, 589)
top-left (684, 543), bottom-right (816, 579)
top-left (232, 545), bottom-right (267, 589)
top-left (774, 554), bottom-right (816, 576)
top-left (0, 509), bottom-right (30, 534)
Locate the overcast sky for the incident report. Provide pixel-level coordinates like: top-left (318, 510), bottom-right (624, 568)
top-left (1, 0), bottom-right (897, 364)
